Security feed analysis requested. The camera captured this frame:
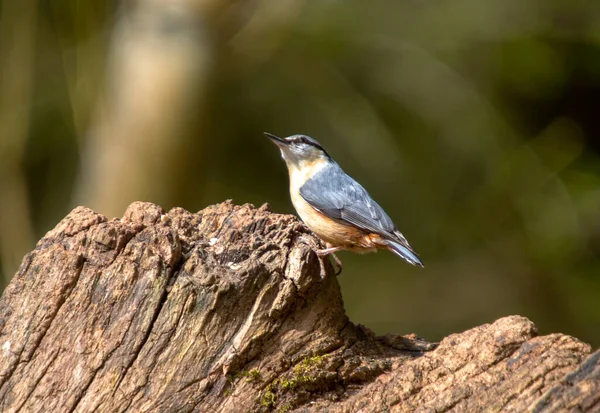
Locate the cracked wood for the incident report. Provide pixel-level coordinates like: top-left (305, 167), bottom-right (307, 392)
top-left (0, 201), bottom-right (598, 412)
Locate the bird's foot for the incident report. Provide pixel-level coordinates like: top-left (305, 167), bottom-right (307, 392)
top-left (315, 246), bottom-right (344, 276)
top-left (329, 252), bottom-right (343, 276)
top-left (298, 234), bottom-right (323, 250)
top-left (315, 246), bottom-right (344, 256)
top-left (297, 236), bottom-right (343, 276)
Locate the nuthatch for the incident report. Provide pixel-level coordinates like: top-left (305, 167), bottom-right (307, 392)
top-left (265, 132), bottom-right (423, 268)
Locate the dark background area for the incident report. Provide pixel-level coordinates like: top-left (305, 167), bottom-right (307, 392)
top-left (1, 0), bottom-right (599, 346)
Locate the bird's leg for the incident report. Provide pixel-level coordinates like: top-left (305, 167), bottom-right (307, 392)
top-left (297, 236), bottom-right (343, 276)
top-left (315, 244), bottom-right (344, 275)
top-left (329, 252), bottom-right (343, 275)
top-left (314, 245), bottom-right (344, 256)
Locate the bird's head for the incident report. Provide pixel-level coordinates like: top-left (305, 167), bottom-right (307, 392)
top-left (264, 133), bottom-right (330, 170)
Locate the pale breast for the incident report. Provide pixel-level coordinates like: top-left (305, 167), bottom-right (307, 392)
top-left (290, 189), bottom-right (365, 247)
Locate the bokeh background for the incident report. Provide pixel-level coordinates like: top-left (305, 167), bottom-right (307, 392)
top-left (1, 0), bottom-right (600, 346)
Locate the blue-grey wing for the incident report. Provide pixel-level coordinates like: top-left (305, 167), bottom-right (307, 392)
top-left (299, 163), bottom-right (403, 241)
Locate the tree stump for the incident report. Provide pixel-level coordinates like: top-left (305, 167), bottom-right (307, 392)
top-left (0, 201), bottom-right (598, 412)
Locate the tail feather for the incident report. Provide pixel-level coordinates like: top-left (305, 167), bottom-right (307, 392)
top-left (384, 239), bottom-right (423, 267)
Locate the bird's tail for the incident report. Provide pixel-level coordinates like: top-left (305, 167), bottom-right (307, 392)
top-left (383, 239), bottom-right (423, 267)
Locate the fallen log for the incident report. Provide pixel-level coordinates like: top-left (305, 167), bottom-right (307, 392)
top-left (0, 201), bottom-right (597, 412)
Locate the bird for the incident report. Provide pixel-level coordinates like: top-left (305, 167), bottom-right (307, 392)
top-left (265, 132), bottom-right (423, 269)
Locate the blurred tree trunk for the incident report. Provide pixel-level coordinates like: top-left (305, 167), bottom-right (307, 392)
top-left (74, 0), bottom-right (218, 217)
top-left (0, 201), bottom-right (598, 412)
top-left (0, 0), bottom-right (37, 285)
top-left (73, 0), bottom-right (304, 219)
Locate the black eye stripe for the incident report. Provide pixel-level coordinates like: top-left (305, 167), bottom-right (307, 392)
top-left (282, 135), bottom-right (330, 158)
top-left (289, 137), bottom-right (306, 145)
top-left (287, 137), bottom-right (324, 151)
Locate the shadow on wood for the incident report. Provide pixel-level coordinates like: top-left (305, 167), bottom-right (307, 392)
top-left (0, 201), bottom-right (598, 412)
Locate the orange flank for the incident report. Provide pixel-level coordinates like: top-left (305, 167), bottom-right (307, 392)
top-left (291, 188), bottom-right (387, 253)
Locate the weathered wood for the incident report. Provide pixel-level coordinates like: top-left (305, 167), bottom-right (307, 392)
top-left (0, 201), bottom-right (597, 412)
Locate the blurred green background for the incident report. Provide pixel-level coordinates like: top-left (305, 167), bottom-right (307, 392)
top-left (1, 0), bottom-right (600, 346)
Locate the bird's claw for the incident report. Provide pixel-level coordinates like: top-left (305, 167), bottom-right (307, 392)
top-left (297, 235), bottom-right (343, 276)
top-left (298, 234), bottom-right (324, 250)
top-left (330, 252), bottom-right (343, 275)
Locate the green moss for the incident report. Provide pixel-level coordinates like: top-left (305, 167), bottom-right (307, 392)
top-left (278, 354), bottom-right (328, 391)
top-left (231, 368), bottom-right (262, 384)
top-left (279, 377), bottom-right (293, 390)
top-left (278, 403), bottom-right (292, 413)
top-left (224, 368), bottom-right (262, 399)
top-left (257, 355), bottom-right (328, 410)
top-left (261, 391), bottom-right (276, 408)
top-left (294, 355), bottom-right (325, 383)
top-left (295, 354), bottom-right (326, 372)
top-left (261, 379), bottom-right (278, 408)
top-left (246, 368), bottom-right (262, 383)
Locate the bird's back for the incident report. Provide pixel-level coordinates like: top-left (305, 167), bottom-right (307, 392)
top-left (299, 162), bottom-right (400, 240)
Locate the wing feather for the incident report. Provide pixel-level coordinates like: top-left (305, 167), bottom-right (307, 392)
top-left (300, 163), bottom-right (404, 243)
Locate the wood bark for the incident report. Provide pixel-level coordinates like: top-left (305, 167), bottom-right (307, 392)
top-left (0, 201), bottom-right (598, 412)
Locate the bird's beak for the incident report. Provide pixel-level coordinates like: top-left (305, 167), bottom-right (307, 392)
top-left (264, 132), bottom-right (289, 148)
